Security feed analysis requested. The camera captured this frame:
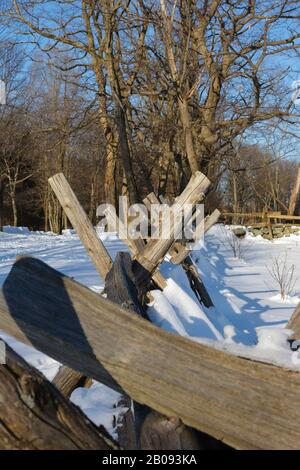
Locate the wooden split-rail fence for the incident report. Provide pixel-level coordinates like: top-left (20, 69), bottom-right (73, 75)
top-left (223, 211), bottom-right (300, 239)
top-left (223, 211), bottom-right (300, 224)
top-left (0, 172), bottom-right (300, 450)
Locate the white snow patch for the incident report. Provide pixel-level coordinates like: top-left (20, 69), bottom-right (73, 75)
top-left (70, 383), bottom-right (123, 438)
top-left (269, 293), bottom-right (300, 305)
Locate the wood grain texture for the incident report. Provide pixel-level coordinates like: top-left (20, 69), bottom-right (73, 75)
top-left (139, 411), bottom-right (226, 450)
top-left (104, 206), bottom-right (167, 290)
top-left (2, 257), bottom-right (300, 449)
top-left (0, 342), bottom-right (118, 450)
top-left (48, 173), bottom-right (112, 278)
top-left (143, 193), bottom-right (217, 309)
top-left (53, 365), bottom-right (92, 397)
top-left (170, 209), bottom-right (221, 264)
top-left (105, 252), bottom-right (143, 449)
top-left (49, 172), bottom-right (112, 400)
top-left (204, 209), bottom-right (221, 233)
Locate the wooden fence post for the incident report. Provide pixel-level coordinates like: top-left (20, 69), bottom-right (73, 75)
top-left (287, 303), bottom-right (300, 338)
top-left (52, 367), bottom-right (92, 397)
top-left (48, 173), bottom-right (112, 278)
top-left (0, 341), bottom-right (118, 450)
top-left (134, 172), bottom-right (210, 283)
top-left (104, 205), bottom-right (167, 290)
top-left (106, 252), bottom-right (205, 450)
top-left (170, 209), bottom-right (221, 265)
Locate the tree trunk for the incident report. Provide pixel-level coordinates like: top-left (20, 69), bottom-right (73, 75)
top-left (178, 99), bottom-right (199, 174)
top-left (104, 144), bottom-right (117, 206)
top-left (116, 105), bottom-right (139, 204)
top-left (11, 188), bottom-right (18, 227)
top-left (288, 165), bottom-right (300, 215)
top-left (232, 171), bottom-right (239, 224)
top-left (44, 192), bottom-right (49, 232)
top-left (0, 179), bottom-right (5, 231)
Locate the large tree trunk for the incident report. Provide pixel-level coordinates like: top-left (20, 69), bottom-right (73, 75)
top-left (102, 1), bottom-right (139, 204)
top-left (288, 165), bottom-right (300, 215)
top-left (104, 139), bottom-right (117, 206)
top-left (115, 106), bottom-right (139, 205)
top-left (0, 179), bottom-right (5, 231)
top-left (0, 342), bottom-right (117, 450)
top-left (11, 188), bottom-right (18, 227)
top-left (177, 98), bottom-right (199, 174)
top-left (160, 1), bottom-right (199, 175)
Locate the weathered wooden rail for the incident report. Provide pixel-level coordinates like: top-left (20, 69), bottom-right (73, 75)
top-left (1, 256), bottom-right (300, 449)
top-left (0, 341), bottom-right (118, 450)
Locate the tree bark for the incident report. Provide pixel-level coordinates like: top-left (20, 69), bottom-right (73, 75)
top-left (288, 165), bottom-right (300, 215)
top-left (10, 187), bottom-right (18, 227)
top-left (115, 105), bottom-right (139, 204)
top-left (178, 98), bottom-right (199, 174)
top-left (0, 179), bottom-right (5, 231)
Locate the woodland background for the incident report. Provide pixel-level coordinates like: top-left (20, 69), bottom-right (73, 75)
top-left (0, 0), bottom-right (299, 232)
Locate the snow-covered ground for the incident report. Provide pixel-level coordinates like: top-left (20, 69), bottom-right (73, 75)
top-left (0, 224), bottom-right (299, 437)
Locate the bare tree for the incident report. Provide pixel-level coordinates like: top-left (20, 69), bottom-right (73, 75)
top-left (142, 0), bottom-right (300, 176)
top-left (267, 251), bottom-right (297, 301)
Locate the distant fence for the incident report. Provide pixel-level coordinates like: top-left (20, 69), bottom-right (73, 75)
top-left (222, 211), bottom-right (300, 227)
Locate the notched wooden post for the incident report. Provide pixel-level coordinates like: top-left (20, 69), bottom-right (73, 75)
top-left (52, 366), bottom-right (92, 397)
top-left (105, 252), bottom-right (203, 450)
top-left (170, 208), bottom-right (221, 264)
top-left (104, 205), bottom-right (167, 290)
top-left (134, 172), bottom-right (211, 285)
